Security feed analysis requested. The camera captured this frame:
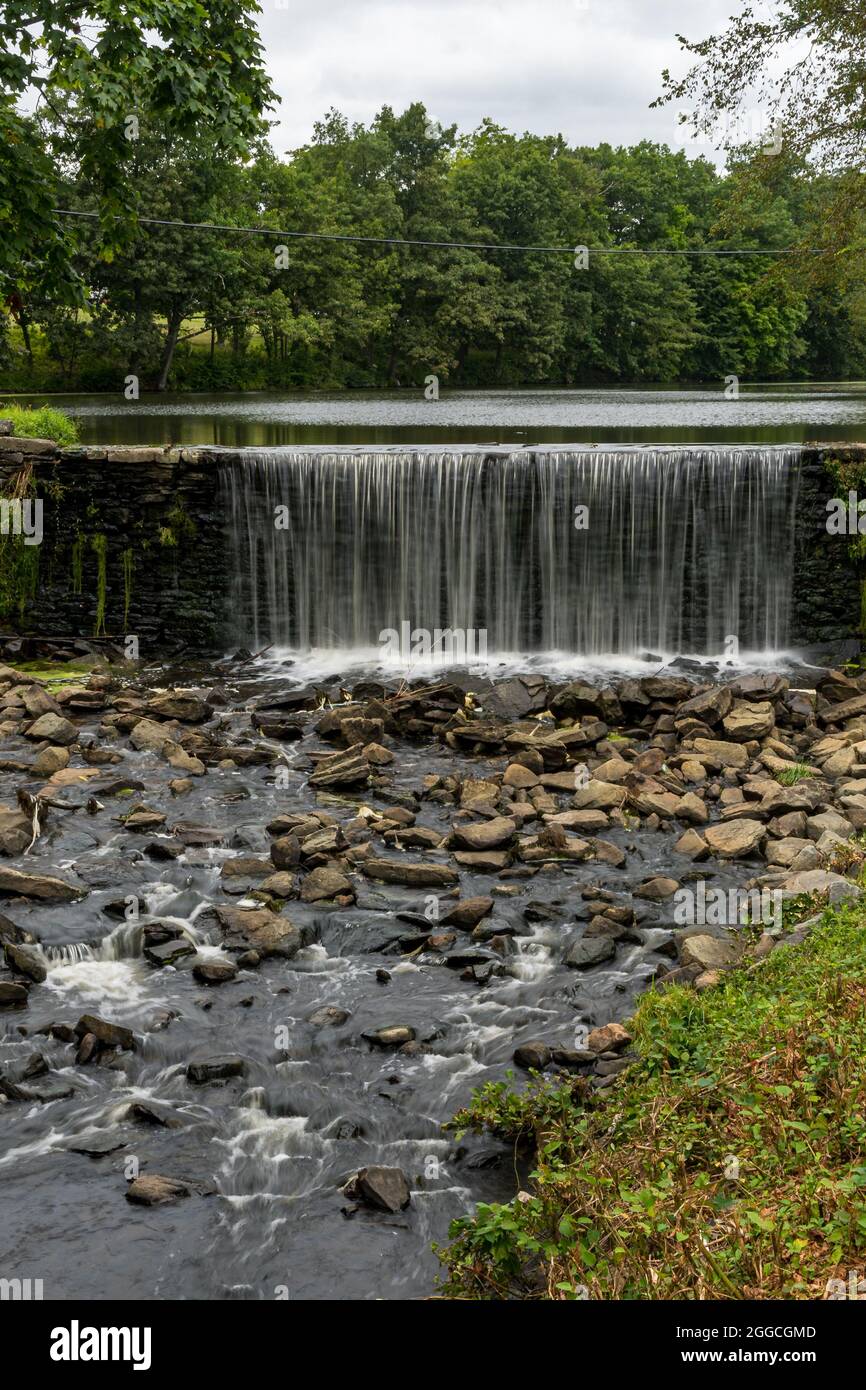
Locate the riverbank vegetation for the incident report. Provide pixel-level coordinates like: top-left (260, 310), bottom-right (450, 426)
top-left (439, 898), bottom-right (866, 1300)
top-left (3, 116), bottom-right (864, 393)
top-left (0, 404), bottom-right (78, 445)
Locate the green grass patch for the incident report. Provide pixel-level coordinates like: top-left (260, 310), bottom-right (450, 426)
top-left (775, 763), bottom-right (816, 786)
top-left (0, 404), bottom-right (78, 447)
top-left (439, 902), bottom-right (866, 1300)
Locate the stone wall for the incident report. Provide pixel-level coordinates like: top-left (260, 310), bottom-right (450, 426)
top-left (794, 447), bottom-right (865, 648)
top-left (1, 437), bottom-right (864, 656)
top-left (0, 438), bottom-right (241, 656)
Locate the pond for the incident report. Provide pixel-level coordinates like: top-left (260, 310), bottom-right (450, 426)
top-left (11, 382), bottom-right (866, 446)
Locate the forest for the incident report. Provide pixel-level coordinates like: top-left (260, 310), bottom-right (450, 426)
top-left (5, 104), bottom-right (864, 392)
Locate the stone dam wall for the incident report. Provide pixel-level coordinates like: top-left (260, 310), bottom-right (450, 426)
top-left (0, 438), bottom-right (863, 657)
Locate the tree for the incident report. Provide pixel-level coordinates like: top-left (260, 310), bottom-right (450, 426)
top-left (0, 0), bottom-right (275, 306)
top-left (654, 1), bottom-right (866, 278)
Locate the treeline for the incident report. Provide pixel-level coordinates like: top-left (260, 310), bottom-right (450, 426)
top-left (5, 103), bottom-right (866, 392)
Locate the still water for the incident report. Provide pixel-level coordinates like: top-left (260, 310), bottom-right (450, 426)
top-left (14, 383), bottom-right (866, 446)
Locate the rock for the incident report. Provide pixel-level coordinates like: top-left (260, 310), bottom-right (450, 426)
top-left (0, 867), bottom-right (84, 900)
top-left (635, 876), bottom-right (679, 900)
top-left (450, 816), bottom-right (517, 851)
top-left (32, 745), bottom-right (70, 776)
top-left (192, 958), bottom-right (238, 985)
top-left (259, 871), bottom-right (297, 898)
top-left (694, 969), bottom-right (723, 991)
top-left (164, 744), bottom-right (206, 776)
top-left (146, 693), bottom-right (210, 723)
top-left (503, 763), bottom-right (539, 789)
top-left (704, 819), bottom-right (766, 859)
top-left (572, 779), bottom-right (627, 811)
top-left (441, 896), bottom-right (494, 929)
top-left (220, 856), bottom-right (273, 880)
top-left (692, 738), bottom-right (750, 770)
top-left (144, 936), bottom-right (196, 968)
top-left (212, 906), bottom-right (303, 959)
top-left (566, 935), bottom-right (617, 968)
top-left (483, 676), bottom-right (550, 721)
top-left (0, 980), bottom-right (28, 1006)
top-left (722, 701), bottom-right (775, 741)
top-left (818, 693), bottom-right (866, 725)
top-left (309, 749), bottom-right (370, 788)
top-left (675, 792), bottom-right (709, 825)
top-left (776, 869), bottom-right (861, 900)
top-left (513, 1041), bottom-right (551, 1069)
top-left (308, 1005), bottom-right (351, 1026)
top-left (765, 837), bottom-right (816, 868)
top-left (452, 850), bottom-right (511, 872)
top-left (807, 809), bottom-right (854, 841)
top-left (587, 1022), bottom-right (631, 1053)
top-left (675, 685), bottom-right (733, 726)
top-left (822, 746), bottom-right (857, 778)
top-left (679, 934), bottom-right (739, 970)
top-left (0, 806), bottom-right (31, 856)
top-left (129, 717), bottom-right (172, 754)
top-left (24, 712), bottom-right (78, 745)
top-left (270, 834), bottom-right (301, 870)
top-left (75, 1013), bottom-right (135, 1050)
top-left (342, 1165), bottom-right (411, 1213)
top-left (362, 1025), bottom-right (415, 1048)
top-left (363, 858), bottom-right (458, 888)
top-left (4, 941), bottom-right (46, 982)
top-left (674, 828), bottom-right (709, 860)
top-left (126, 1175), bottom-right (190, 1206)
top-left (186, 1056), bottom-right (246, 1084)
top-left (300, 866), bottom-right (354, 902)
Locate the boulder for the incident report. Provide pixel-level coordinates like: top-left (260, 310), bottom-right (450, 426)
top-left (213, 906), bottom-right (303, 958)
top-left (0, 867), bottom-right (84, 901)
top-left (342, 1165), bottom-right (411, 1213)
top-left (513, 1041), bottom-right (552, 1069)
top-left (300, 866), bottom-right (354, 902)
top-left (722, 701), bottom-right (775, 741)
top-left (566, 935), bottom-right (617, 968)
top-left (24, 712), bottom-right (78, 745)
top-left (363, 858), bottom-right (458, 888)
top-left (126, 1175), bottom-right (190, 1206)
top-left (704, 820), bottom-right (766, 859)
top-left (679, 933), bottom-right (740, 970)
top-left (587, 1022), bottom-right (632, 1053)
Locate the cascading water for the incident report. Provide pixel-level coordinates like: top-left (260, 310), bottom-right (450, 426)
top-left (222, 446), bottom-right (801, 660)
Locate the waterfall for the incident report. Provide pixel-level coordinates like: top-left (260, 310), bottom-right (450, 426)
top-left (222, 446), bottom-right (801, 659)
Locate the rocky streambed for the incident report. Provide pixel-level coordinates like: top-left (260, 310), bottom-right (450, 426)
top-left (1, 657), bottom-right (864, 1300)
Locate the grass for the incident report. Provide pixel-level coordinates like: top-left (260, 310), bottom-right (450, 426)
top-left (1, 403), bottom-right (78, 446)
top-left (775, 763), bottom-right (816, 786)
top-left (438, 900), bottom-right (866, 1300)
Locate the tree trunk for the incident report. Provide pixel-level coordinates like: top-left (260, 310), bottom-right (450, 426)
top-left (156, 308), bottom-right (183, 392)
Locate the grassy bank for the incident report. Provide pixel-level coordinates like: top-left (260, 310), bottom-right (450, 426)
top-left (0, 403), bottom-right (78, 446)
top-left (439, 900), bottom-right (866, 1300)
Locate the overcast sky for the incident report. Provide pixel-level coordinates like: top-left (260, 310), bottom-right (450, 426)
top-left (257, 0), bottom-right (745, 159)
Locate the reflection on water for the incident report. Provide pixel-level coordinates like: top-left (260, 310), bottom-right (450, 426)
top-left (10, 383), bottom-right (866, 446)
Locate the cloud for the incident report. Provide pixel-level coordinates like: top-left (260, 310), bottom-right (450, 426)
top-left (256, 0), bottom-right (738, 156)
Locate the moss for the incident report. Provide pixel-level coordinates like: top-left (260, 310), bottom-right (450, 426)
top-left (71, 533), bottom-right (85, 594)
top-left (91, 532), bottom-right (108, 636)
top-left (0, 466), bottom-right (41, 622)
top-left (158, 497), bottom-right (197, 548)
top-left (122, 548), bottom-right (134, 628)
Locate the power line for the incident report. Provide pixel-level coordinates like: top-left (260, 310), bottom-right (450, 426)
top-left (51, 208), bottom-right (816, 257)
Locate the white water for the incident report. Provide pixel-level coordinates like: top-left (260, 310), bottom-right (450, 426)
top-left (223, 446), bottom-right (801, 659)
